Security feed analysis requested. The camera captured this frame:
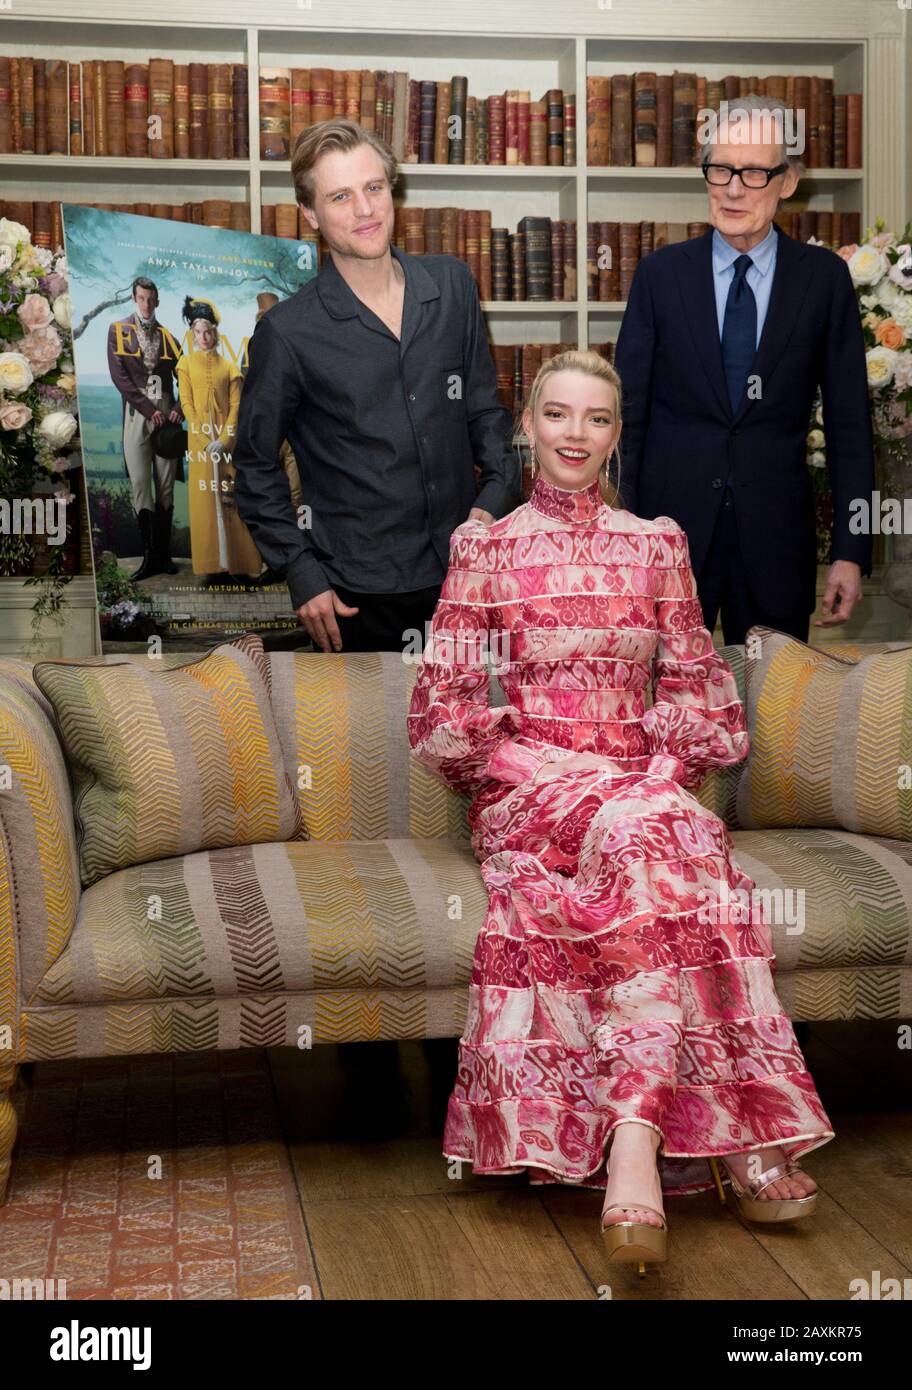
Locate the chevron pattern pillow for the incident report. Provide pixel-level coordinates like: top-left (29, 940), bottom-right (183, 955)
top-left (736, 626), bottom-right (912, 836)
top-left (33, 631), bottom-right (306, 887)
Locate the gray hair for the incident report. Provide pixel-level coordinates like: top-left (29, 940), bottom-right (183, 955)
top-left (698, 93), bottom-right (806, 173)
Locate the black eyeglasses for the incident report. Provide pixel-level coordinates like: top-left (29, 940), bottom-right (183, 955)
top-left (702, 163), bottom-right (788, 188)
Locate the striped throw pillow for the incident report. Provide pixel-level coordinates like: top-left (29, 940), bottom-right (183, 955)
top-left (736, 626), bottom-right (912, 836)
top-left (33, 631), bottom-right (305, 887)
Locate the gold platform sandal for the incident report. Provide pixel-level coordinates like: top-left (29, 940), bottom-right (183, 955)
top-left (601, 1126), bottom-right (668, 1275)
top-left (707, 1153), bottom-right (818, 1223)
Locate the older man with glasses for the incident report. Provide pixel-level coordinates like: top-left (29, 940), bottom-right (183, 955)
top-left (614, 94), bottom-right (874, 644)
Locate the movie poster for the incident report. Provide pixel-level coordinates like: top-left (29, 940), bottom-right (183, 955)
top-left (62, 205), bottom-right (317, 652)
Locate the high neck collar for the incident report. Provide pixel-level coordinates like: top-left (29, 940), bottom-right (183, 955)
top-left (529, 473), bottom-right (604, 522)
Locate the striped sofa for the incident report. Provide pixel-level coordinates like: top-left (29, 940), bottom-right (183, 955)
top-left (1, 642), bottom-right (911, 1204)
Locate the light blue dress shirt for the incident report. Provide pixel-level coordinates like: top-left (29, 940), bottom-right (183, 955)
top-left (712, 222), bottom-right (778, 348)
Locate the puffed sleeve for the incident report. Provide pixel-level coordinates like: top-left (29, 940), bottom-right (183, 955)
top-left (640, 518), bottom-right (749, 789)
top-left (407, 521), bottom-right (531, 796)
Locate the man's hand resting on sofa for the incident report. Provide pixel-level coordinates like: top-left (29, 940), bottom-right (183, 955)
top-left (296, 589), bottom-right (360, 652)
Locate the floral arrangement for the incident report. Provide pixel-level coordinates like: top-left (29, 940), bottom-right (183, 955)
top-left (0, 215), bottom-right (82, 636)
top-left (94, 552), bottom-right (167, 641)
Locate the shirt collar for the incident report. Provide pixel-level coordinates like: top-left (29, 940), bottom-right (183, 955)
top-left (712, 221), bottom-right (778, 277)
top-left (529, 473), bottom-right (604, 522)
top-left (316, 241), bottom-right (440, 319)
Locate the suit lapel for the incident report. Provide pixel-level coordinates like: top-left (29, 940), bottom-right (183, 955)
top-left (676, 224), bottom-right (813, 424)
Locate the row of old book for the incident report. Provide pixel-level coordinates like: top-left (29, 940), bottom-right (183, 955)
top-left (0, 55), bottom-right (863, 171)
top-left (586, 74), bottom-right (862, 169)
top-left (4, 200), bottom-right (861, 307)
top-left (258, 69), bottom-right (577, 165)
top-left (0, 57), bottom-right (249, 159)
top-left (493, 341), bottom-right (612, 419)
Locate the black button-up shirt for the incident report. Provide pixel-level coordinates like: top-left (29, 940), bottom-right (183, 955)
top-left (232, 242), bottom-right (521, 608)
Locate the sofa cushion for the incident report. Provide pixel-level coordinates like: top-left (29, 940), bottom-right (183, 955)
top-left (32, 632), bottom-right (305, 888)
top-left (30, 836), bottom-right (488, 1006)
top-left (736, 627), bottom-right (912, 835)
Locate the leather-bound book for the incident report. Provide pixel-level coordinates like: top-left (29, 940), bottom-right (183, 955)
top-left (464, 95), bottom-right (476, 165)
top-left (275, 204), bottom-right (297, 238)
top-left (208, 64), bottom-right (232, 160)
top-left (400, 207), bottom-right (425, 254)
top-left (654, 221), bottom-right (687, 248)
top-left (475, 97), bottom-right (488, 163)
top-left (232, 65), bottom-right (248, 158)
top-left (260, 203), bottom-right (276, 237)
top-left (598, 220), bottom-right (620, 301)
top-left (819, 77), bottom-right (833, 167)
top-left (843, 211), bottom-right (860, 243)
top-left (491, 344), bottom-right (515, 412)
top-left (610, 74), bottom-right (631, 165)
top-left (832, 211), bottom-right (844, 246)
top-left (686, 221), bottom-right (710, 236)
top-left (785, 75), bottom-right (795, 108)
top-left (434, 80), bottom-right (451, 163)
top-left (491, 226), bottom-right (510, 300)
top-left (425, 206), bottom-right (443, 255)
top-left (465, 207), bottom-right (481, 286)
top-left (80, 61), bottom-right (93, 155)
top-left (765, 75), bottom-right (786, 102)
top-left (564, 93), bottom-right (575, 165)
top-left (405, 78), bottom-right (420, 160)
top-left (50, 201), bottom-right (64, 251)
top-left (671, 71), bottom-right (696, 167)
top-left (519, 215), bottom-right (553, 300)
top-left (505, 89), bottom-right (519, 164)
top-left (134, 202), bottom-right (151, 216)
top-left (521, 343), bottom-right (542, 401)
top-left (441, 206), bottom-right (459, 256)
top-left (798, 210), bottom-right (817, 241)
top-left (586, 76), bottom-right (610, 165)
top-left (656, 74), bottom-right (672, 165)
top-left (344, 68), bottom-right (360, 121)
top-left (634, 71), bottom-right (657, 166)
top-left (45, 60), bottom-right (69, 155)
top-left (68, 61), bottom-right (82, 155)
top-left (0, 58), bottom-right (12, 155)
top-left (518, 89), bottom-right (531, 164)
top-left (550, 219), bottom-right (564, 299)
top-left (457, 206), bottom-right (466, 259)
top-left (149, 58), bottom-right (175, 160)
top-left (19, 57), bottom-right (35, 153)
top-left (479, 208), bottom-right (492, 299)
top-left (151, 202), bottom-right (170, 218)
top-left (694, 75), bottom-right (706, 157)
top-left (587, 220), bottom-right (598, 299)
top-left (383, 72), bottom-right (396, 144)
top-left (530, 97), bottom-right (548, 165)
top-left (793, 75), bottom-right (810, 158)
top-left (450, 75), bottom-right (467, 163)
top-left (230, 202), bottom-right (250, 232)
top-left (34, 60), bottom-right (47, 154)
top-left (359, 68), bottom-right (375, 129)
top-left (618, 222), bottom-right (639, 301)
top-left (310, 69), bottom-right (333, 123)
top-left (846, 93), bottom-right (862, 168)
top-left (173, 63), bottom-right (189, 159)
top-left (259, 67), bottom-right (289, 160)
top-left (92, 61), bottom-right (107, 156)
top-left (419, 81), bottom-right (436, 162)
top-left (333, 69), bottom-right (345, 118)
top-left (124, 63), bottom-right (148, 158)
top-left (104, 60), bottom-right (125, 157)
top-left (189, 62), bottom-right (208, 160)
top-left (509, 230), bottom-right (525, 300)
top-left (833, 94), bottom-right (847, 168)
top-left (546, 88), bottom-right (563, 166)
top-left (808, 76), bottom-right (821, 169)
top-left (487, 92), bottom-right (505, 163)
top-left (202, 199), bottom-right (232, 227)
top-left (391, 71), bottom-right (409, 159)
top-left (32, 201), bottom-right (52, 246)
top-left (562, 218), bottom-right (577, 299)
top-left (723, 74), bottom-right (739, 102)
top-left (816, 210), bottom-right (833, 245)
top-left (640, 220), bottom-right (654, 258)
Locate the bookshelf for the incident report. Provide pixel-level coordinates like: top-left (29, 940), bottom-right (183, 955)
top-left (1, 0), bottom-right (909, 649)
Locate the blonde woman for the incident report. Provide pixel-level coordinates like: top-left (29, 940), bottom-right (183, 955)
top-left (408, 349), bottom-right (832, 1272)
top-left (176, 295), bottom-right (263, 585)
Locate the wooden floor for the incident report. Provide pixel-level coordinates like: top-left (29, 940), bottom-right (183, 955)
top-left (263, 1021), bottom-right (912, 1301)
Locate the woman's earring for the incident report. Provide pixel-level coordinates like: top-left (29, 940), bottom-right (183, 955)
top-left (530, 441), bottom-right (538, 478)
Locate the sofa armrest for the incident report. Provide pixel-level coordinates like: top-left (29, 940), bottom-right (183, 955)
top-left (0, 664), bottom-right (80, 1068)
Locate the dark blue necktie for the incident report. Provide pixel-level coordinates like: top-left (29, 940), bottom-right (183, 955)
top-left (721, 254), bottom-right (757, 414)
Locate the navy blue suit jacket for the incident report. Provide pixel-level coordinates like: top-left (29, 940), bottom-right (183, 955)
top-left (613, 224), bottom-right (874, 617)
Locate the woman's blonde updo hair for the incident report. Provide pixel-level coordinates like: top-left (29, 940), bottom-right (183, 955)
top-left (519, 348), bottom-right (623, 508)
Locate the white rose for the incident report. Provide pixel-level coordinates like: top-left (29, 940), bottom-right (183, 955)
top-left (0, 350), bottom-right (35, 394)
top-left (809, 451), bottom-right (826, 467)
top-left (807, 429), bottom-right (825, 449)
top-left (52, 293), bottom-right (72, 330)
top-left (848, 245), bottom-right (889, 288)
top-left (888, 244), bottom-right (911, 288)
top-left (815, 405), bottom-right (824, 425)
top-left (0, 217), bottom-right (31, 255)
top-left (0, 245), bottom-right (13, 274)
top-left (38, 409), bottom-right (78, 447)
top-left (890, 296), bottom-right (912, 332)
top-left (866, 345), bottom-right (899, 389)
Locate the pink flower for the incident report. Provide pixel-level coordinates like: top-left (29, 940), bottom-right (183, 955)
top-left (0, 400), bottom-right (32, 430)
top-left (19, 323), bottom-right (62, 376)
top-left (836, 243), bottom-right (858, 262)
top-left (17, 292), bottom-right (54, 331)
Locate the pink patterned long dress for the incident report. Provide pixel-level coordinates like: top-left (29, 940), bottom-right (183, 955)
top-left (407, 474), bottom-right (835, 1197)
